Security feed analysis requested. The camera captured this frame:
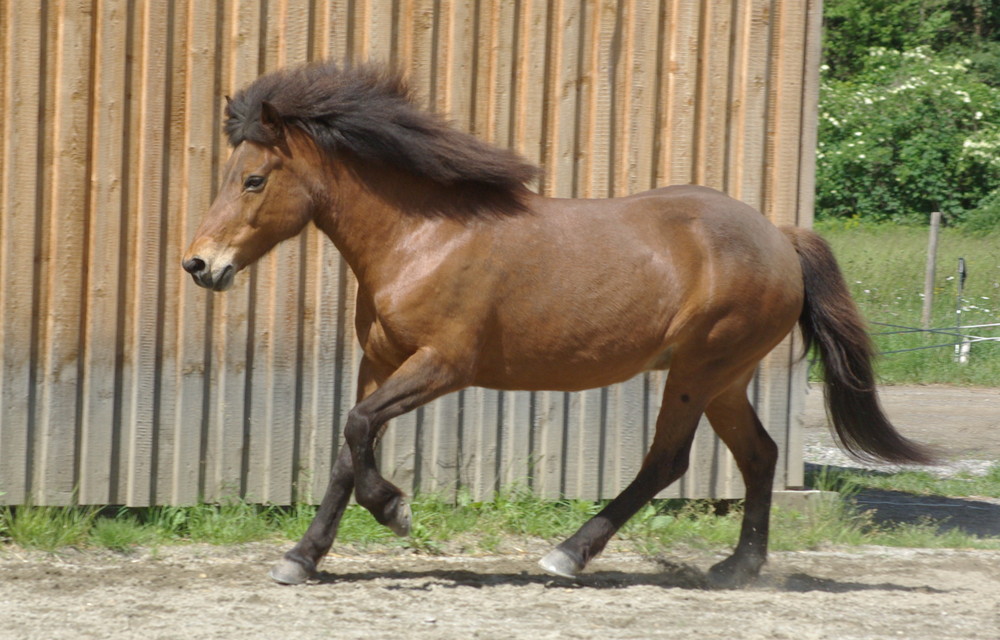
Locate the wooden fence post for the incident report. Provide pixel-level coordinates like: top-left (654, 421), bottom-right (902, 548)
top-left (921, 211), bottom-right (942, 329)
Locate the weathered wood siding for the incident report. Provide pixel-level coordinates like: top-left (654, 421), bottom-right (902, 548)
top-left (0, 0), bottom-right (820, 506)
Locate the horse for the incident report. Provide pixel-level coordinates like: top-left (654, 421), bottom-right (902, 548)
top-left (182, 60), bottom-right (933, 588)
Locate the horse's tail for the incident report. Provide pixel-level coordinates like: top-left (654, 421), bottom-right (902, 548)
top-left (781, 226), bottom-right (936, 465)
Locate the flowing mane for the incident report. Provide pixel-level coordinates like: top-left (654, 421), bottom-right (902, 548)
top-left (224, 60), bottom-right (541, 197)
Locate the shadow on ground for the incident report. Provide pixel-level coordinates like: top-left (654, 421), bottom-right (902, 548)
top-left (854, 488), bottom-right (1000, 537)
top-left (309, 557), bottom-right (945, 595)
top-left (806, 462), bottom-right (1000, 538)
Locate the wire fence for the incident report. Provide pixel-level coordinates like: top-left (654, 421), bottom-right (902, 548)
top-left (872, 321), bottom-right (1000, 357)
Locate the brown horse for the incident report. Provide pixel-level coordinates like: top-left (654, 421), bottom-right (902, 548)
top-left (182, 61), bottom-right (932, 588)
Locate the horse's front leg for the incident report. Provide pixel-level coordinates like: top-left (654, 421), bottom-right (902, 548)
top-left (345, 347), bottom-right (461, 536)
top-left (270, 442), bottom-right (355, 584)
top-left (270, 358), bottom-right (384, 585)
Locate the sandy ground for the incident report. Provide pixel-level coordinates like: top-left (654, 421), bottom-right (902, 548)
top-left (2, 385), bottom-right (999, 640)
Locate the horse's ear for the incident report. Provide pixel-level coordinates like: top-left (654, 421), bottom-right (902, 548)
top-left (260, 101), bottom-right (285, 140)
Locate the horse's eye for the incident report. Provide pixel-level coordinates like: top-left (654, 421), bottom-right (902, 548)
top-left (243, 175), bottom-right (266, 192)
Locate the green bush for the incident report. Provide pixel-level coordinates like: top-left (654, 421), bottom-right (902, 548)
top-left (817, 47), bottom-right (1000, 224)
top-left (962, 188), bottom-right (1000, 235)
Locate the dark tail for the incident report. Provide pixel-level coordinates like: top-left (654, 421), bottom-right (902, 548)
top-left (782, 227), bottom-right (936, 465)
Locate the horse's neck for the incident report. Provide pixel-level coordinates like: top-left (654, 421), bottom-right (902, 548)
top-left (311, 159), bottom-right (429, 288)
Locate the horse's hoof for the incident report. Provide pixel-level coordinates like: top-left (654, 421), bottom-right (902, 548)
top-left (269, 558), bottom-right (314, 585)
top-left (538, 547), bottom-right (582, 579)
top-left (707, 556), bottom-right (762, 589)
top-left (387, 497), bottom-right (411, 537)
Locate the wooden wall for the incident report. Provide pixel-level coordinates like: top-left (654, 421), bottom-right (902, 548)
top-left (0, 0), bottom-right (821, 506)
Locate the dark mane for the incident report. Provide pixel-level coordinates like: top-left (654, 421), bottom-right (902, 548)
top-left (224, 61), bottom-right (541, 198)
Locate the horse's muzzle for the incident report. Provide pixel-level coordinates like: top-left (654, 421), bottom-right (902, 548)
top-left (182, 256), bottom-right (236, 292)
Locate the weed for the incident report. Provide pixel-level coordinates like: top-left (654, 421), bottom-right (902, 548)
top-left (88, 510), bottom-right (157, 551)
top-left (0, 504), bottom-right (98, 551)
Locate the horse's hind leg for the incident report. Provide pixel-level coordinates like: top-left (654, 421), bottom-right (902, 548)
top-left (539, 374), bottom-right (706, 578)
top-left (703, 376), bottom-right (778, 588)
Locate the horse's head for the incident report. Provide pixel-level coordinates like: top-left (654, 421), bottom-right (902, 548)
top-left (182, 102), bottom-right (317, 291)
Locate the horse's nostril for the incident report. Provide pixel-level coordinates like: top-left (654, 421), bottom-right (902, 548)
top-left (183, 256), bottom-right (207, 274)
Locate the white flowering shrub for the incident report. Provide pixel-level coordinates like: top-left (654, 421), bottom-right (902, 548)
top-left (817, 46), bottom-right (1000, 224)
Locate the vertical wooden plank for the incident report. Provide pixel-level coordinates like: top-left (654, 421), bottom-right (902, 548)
top-left (201, 0), bottom-right (262, 503)
top-left (78, 0), bottom-right (129, 504)
top-left (655, 0), bottom-right (700, 187)
top-left (119, 0), bottom-right (171, 506)
top-left (725, 0), bottom-right (772, 209)
top-left (606, 374), bottom-right (645, 496)
top-left (422, 391), bottom-right (460, 495)
top-left (0, 0), bottom-right (44, 505)
top-left (312, 0), bottom-right (351, 60)
top-left (607, 0), bottom-right (630, 197)
top-left (539, 0), bottom-right (582, 197)
top-left (489, 0), bottom-right (516, 148)
top-left (693, 0), bottom-right (732, 191)
top-left (796, 0), bottom-right (821, 230)
top-left (620, 0), bottom-right (658, 194)
top-left (157, 0), bottom-right (219, 505)
top-left (510, 0), bottom-right (549, 168)
top-left (763, 0), bottom-right (805, 226)
top-left (364, 0), bottom-right (394, 62)
top-left (471, 0), bottom-right (497, 143)
top-left (535, 389), bottom-right (567, 498)
top-left (155, 0), bottom-right (188, 505)
top-left (574, 0), bottom-right (610, 199)
top-left (33, 0), bottom-right (93, 505)
top-left (498, 391), bottom-right (533, 490)
top-left (441, 0), bottom-right (475, 130)
top-left (400, 0), bottom-right (435, 101)
top-left (471, 388), bottom-right (501, 499)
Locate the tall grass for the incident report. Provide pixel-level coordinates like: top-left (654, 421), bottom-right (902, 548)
top-left (815, 221), bottom-right (1000, 385)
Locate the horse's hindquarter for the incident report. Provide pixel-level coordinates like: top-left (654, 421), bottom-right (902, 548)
top-left (474, 186), bottom-right (804, 391)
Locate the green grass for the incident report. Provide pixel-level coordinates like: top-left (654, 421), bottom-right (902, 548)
top-left (807, 462), bottom-right (1000, 500)
top-left (3, 473), bottom-right (999, 555)
top-left (0, 504), bottom-right (99, 551)
top-left (815, 221), bottom-right (1000, 385)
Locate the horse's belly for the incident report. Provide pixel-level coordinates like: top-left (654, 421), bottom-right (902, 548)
top-left (474, 342), bottom-right (673, 392)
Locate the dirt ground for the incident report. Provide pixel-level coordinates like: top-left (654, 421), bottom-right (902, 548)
top-left (2, 385), bottom-right (999, 640)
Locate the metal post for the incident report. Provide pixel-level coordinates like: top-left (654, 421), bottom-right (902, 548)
top-left (955, 258), bottom-right (969, 363)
